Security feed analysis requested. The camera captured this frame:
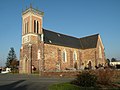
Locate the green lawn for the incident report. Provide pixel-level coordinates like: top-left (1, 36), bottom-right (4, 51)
top-left (48, 83), bottom-right (120, 90)
top-left (48, 83), bottom-right (98, 90)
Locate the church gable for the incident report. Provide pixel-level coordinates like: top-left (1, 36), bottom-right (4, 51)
top-left (96, 35), bottom-right (105, 59)
top-left (97, 35), bottom-right (104, 49)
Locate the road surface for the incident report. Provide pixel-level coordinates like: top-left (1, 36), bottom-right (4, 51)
top-left (0, 74), bottom-right (74, 90)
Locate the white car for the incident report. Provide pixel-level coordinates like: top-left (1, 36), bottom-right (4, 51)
top-left (1, 68), bottom-right (11, 74)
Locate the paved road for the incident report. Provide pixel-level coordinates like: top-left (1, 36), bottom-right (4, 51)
top-left (0, 74), bottom-right (74, 90)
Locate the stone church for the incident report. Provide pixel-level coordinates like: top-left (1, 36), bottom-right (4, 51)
top-left (19, 6), bottom-right (106, 74)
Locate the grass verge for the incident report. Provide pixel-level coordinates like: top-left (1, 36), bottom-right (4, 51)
top-left (48, 83), bottom-right (98, 90)
top-left (49, 83), bottom-right (80, 90)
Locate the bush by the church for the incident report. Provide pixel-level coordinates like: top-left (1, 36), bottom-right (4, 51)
top-left (71, 71), bottom-right (97, 87)
top-left (96, 69), bottom-right (115, 85)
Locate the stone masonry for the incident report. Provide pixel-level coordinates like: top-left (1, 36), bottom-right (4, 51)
top-left (19, 6), bottom-right (106, 74)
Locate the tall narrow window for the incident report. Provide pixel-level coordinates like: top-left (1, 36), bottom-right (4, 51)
top-left (38, 49), bottom-right (40, 60)
top-left (99, 46), bottom-right (102, 58)
top-left (34, 20), bottom-right (36, 33)
top-left (34, 20), bottom-right (39, 34)
top-left (24, 21), bottom-right (28, 34)
top-left (25, 22), bottom-right (26, 34)
top-left (37, 21), bottom-right (39, 33)
top-left (26, 22), bottom-right (28, 33)
top-left (73, 51), bottom-right (77, 61)
top-left (62, 50), bottom-right (67, 62)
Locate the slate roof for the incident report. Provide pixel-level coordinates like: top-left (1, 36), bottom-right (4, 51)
top-left (43, 28), bottom-right (99, 49)
top-left (79, 34), bottom-right (99, 49)
top-left (43, 29), bottom-right (81, 49)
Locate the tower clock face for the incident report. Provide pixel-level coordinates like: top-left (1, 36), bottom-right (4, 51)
top-left (23, 36), bottom-right (29, 43)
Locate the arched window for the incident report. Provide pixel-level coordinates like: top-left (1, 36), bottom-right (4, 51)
top-left (73, 51), bottom-right (77, 61)
top-left (37, 21), bottom-right (39, 33)
top-left (24, 21), bottom-right (28, 34)
top-left (24, 22), bottom-right (26, 34)
top-left (38, 49), bottom-right (40, 59)
top-left (26, 22), bottom-right (28, 33)
top-left (34, 20), bottom-right (39, 34)
top-left (62, 50), bottom-right (67, 62)
top-left (34, 20), bottom-right (36, 33)
top-left (99, 46), bottom-right (102, 58)
top-left (88, 61), bottom-right (92, 69)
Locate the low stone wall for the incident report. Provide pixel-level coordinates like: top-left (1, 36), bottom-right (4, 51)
top-left (42, 69), bottom-right (120, 78)
top-left (42, 71), bottom-right (81, 77)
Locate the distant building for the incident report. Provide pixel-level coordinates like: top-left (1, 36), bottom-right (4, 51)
top-left (19, 6), bottom-right (106, 74)
top-left (110, 61), bottom-right (120, 69)
top-left (110, 61), bottom-right (120, 66)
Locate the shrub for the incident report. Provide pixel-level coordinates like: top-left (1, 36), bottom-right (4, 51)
top-left (96, 69), bottom-right (115, 85)
top-left (71, 71), bottom-right (97, 87)
top-left (11, 69), bottom-right (19, 74)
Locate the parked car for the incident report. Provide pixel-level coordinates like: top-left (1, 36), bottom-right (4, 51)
top-left (1, 68), bottom-right (11, 74)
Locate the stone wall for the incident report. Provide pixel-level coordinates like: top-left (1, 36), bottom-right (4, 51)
top-left (96, 37), bottom-right (106, 66)
top-left (19, 44), bottom-right (30, 73)
top-left (20, 37), bottom-right (106, 74)
top-left (81, 48), bottom-right (96, 69)
top-left (81, 38), bottom-right (106, 69)
top-left (44, 44), bottom-right (82, 71)
top-left (42, 71), bottom-right (80, 77)
top-left (19, 43), bottom-right (39, 73)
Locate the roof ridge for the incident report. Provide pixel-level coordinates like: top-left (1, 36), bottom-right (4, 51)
top-left (43, 28), bottom-right (79, 39)
top-left (80, 33), bottom-right (99, 39)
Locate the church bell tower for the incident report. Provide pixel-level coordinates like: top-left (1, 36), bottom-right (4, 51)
top-left (19, 5), bottom-right (44, 74)
top-left (22, 5), bottom-right (44, 44)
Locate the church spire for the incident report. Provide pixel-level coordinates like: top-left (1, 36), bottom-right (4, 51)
top-left (30, 3), bottom-right (32, 9)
